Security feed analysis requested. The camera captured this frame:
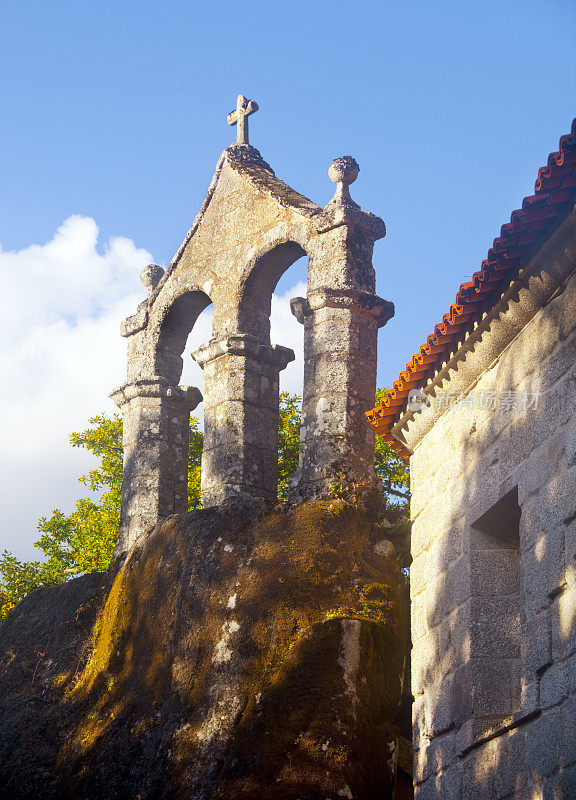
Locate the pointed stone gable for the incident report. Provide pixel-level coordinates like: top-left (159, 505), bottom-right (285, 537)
top-left (112, 124), bottom-right (392, 554)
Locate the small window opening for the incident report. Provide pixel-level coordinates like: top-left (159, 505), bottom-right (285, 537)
top-left (469, 487), bottom-right (523, 728)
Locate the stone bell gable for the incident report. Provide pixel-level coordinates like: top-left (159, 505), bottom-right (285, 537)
top-left (111, 97), bottom-right (393, 555)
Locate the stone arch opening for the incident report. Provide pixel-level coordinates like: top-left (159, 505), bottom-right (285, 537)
top-left (181, 305), bottom-right (214, 398)
top-left (238, 241), bottom-right (309, 497)
top-left (238, 241), bottom-right (307, 341)
top-left (111, 289), bottom-right (212, 555)
top-left (154, 290), bottom-right (213, 385)
top-left (153, 289), bottom-right (215, 516)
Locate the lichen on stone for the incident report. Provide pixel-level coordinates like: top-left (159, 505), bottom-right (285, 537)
top-left (0, 500), bottom-right (408, 799)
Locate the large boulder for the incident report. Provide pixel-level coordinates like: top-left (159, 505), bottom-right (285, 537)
top-left (0, 499), bottom-right (408, 799)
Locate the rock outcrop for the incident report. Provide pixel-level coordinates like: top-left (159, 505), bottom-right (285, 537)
top-left (0, 500), bottom-right (407, 799)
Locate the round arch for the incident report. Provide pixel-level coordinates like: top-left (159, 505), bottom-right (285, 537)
top-left (238, 239), bottom-right (308, 340)
top-left (153, 289), bottom-right (213, 385)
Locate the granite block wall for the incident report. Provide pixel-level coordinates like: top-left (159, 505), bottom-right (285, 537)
top-left (410, 271), bottom-right (576, 799)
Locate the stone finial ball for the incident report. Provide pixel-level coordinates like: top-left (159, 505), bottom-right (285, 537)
top-left (328, 156), bottom-right (359, 185)
top-left (140, 263), bottom-right (165, 289)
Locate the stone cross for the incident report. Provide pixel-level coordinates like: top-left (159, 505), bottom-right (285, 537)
top-left (227, 94), bottom-right (259, 145)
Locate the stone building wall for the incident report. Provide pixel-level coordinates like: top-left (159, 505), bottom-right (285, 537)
top-left (406, 260), bottom-right (576, 798)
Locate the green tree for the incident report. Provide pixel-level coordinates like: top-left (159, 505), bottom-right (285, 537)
top-left (0, 390), bottom-right (408, 621)
top-left (277, 391), bottom-right (301, 500)
top-left (187, 418), bottom-right (204, 511)
top-left (374, 388), bottom-right (410, 510)
top-left (0, 414), bottom-right (124, 620)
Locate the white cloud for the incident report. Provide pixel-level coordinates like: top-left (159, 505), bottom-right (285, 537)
top-left (1, 216), bottom-right (144, 340)
top-left (271, 280), bottom-right (306, 396)
top-left (0, 217), bottom-right (306, 560)
top-left (0, 216), bottom-right (150, 559)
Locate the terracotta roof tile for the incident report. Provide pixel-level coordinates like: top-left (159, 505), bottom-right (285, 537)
top-left (367, 119), bottom-right (576, 459)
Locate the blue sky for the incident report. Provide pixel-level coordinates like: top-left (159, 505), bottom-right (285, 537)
top-left (0, 0), bottom-right (574, 557)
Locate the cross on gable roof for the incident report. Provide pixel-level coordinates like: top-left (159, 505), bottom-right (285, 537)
top-left (227, 94), bottom-right (259, 145)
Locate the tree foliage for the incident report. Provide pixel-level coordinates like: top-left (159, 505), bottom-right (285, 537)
top-left (0, 390), bottom-right (408, 621)
top-left (187, 418), bottom-right (204, 511)
top-left (277, 391), bottom-right (301, 500)
top-left (374, 388), bottom-right (410, 509)
top-left (0, 414), bottom-right (123, 620)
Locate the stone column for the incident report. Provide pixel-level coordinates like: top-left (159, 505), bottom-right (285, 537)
top-left (290, 157), bottom-right (394, 501)
top-left (192, 334), bottom-right (294, 506)
top-left (110, 377), bottom-right (202, 556)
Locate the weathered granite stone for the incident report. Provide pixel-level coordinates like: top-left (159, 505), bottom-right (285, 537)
top-left (111, 103), bottom-right (392, 555)
top-left (403, 208), bottom-right (576, 798)
top-left (0, 501), bottom-right (408, 800)
top-left (110, 378), bottom-right (202, 554)
top-left (192, 334), bottom-right (294, 506)
top-left (227, 94), bottom-right (259, 146)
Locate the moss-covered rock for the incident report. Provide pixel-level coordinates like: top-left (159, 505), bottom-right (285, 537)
top-left (0, 500), bottom-right (408, 799)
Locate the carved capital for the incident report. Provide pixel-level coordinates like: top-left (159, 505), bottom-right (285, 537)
top-left (110, 378), bottom-right (202, 411)
top-left (307, 288), bottom-right (395, 327)
top-left (192, 334), bottom-right (294, 371)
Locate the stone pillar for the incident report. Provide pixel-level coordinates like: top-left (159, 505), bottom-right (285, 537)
top-left (192, 334), bottom-right (294, 506)
top-left (110, 377), bottom-right (202, 556)
top-left (290, 157), bottom-right (393, 501)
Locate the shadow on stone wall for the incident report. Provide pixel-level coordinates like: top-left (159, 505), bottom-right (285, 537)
top-left (410, 280), bottom-right (576, 798)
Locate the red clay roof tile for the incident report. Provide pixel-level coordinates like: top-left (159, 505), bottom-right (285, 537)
top-left (367, 119), bottom-right (576, 459)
